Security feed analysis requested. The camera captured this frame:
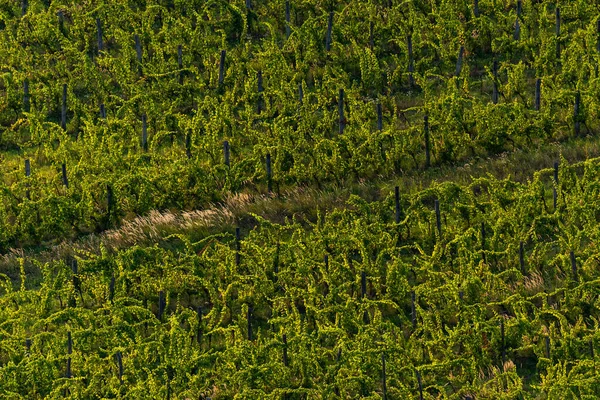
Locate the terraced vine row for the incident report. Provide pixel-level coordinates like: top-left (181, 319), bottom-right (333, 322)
top-left (0, 0), bottom-right (599, 248)
top-left (1, 158), bottom-right (600, 398)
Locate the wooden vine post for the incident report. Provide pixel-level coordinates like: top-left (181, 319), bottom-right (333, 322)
top-left (218, 50), bottom-right (226, 87)
top-left (424, 115), bottom-right (431, 168)
top-left (407, 35), bottom-right (415, 89)
top-left (285, 0), bottom-right (291, 39)
top-left (325, 12), bottom-right (334, 52)
top-left (141, 114), bottom-right (148, 152)
top-left (96, 18), bottom-right (104, 56)
top-left (61, 84), bottom-right (67, 131)
top-left (266, 153), bottom-right (272, 193)
top-left (282, 334), bottom-right (288, 366)
top-left (553, 161), bottom-right (558, 210)
top-left (23, 79), bottom-right (30, 112)
top-left (223, 140), bottom-right (230, 167)
top-left (61, 163), bottom-right (68, 188)
top-left (338, 88), bottom-right (345, 134)
top-left (492, 60), bottom-right (498, 104)
top-left (25, 159), bottom-right (31, 200)
top-left (434, 199), bottom-right (441, 237)
top-left (535, 79), bottom-right (541, 111)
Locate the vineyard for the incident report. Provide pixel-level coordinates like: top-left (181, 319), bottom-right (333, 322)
top-left (1, 0), bottom-right (600, 398)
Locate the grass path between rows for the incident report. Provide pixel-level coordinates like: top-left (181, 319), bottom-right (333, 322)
top-left (3, 132), bottom-right (600, 287)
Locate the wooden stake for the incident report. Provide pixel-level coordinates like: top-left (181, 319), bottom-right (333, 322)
top-left (325, 12), bottom-right (334, 52)
top-left (434, 199), bottom-right (441, 236)
top-left (285, 0), bottom-right (291, 39)
top-left (382, 353), bottom-right (387, 399)
top-left (519, 241), bottom-right (525, 275)
top-left (535, 78), bottom-right (541, 111)
top-left (177, 45), bottom-right (183, 85)
top-left (394, 186), bottom-right (400, 224)
top-left (492, 60), bottom-right (498, 104)
top-left (61, 84), bottom-right (67, 130)
top-left (23, 79), bottom-right (30, 113)
top-left (223, 140), bottom-right (230, 167)
top-left (407, 35), bottom-right (415, 89)
top-left (455, 46), bottom-right (465, 77)
top-left (570, 250), bottom-right (578, 282)
top-left (141, 114), bottom-right (148, 152)
top-left (283, 334), bottom-right (288, 366)
top-left (266, 153), bottom-right (272, 193)
top-left (424, 115), bottom-right (431, 168)
top-left (338, 88), bottom-right (345, 134)
top-left (96, 18), bottom-right (104, 55)
top-left (61, 163), bottom-right (68, 188)
top-left (218, 50), bottom-right (226, 86)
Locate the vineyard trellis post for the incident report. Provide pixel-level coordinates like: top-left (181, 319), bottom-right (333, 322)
top-left (408, 34), bottom-right (415, 89)
top-left (514, 17), bottom-right (520, 41)
top-left (61, 84), bottom-right (67, 131)
top-left (394, 186), bottom-right (400, 224)
top-left (535, 79), bottom-right (541, 111)
top-left (570, 250), bottom-right (578, 282)
top-left (411, 290), bottom-right (417, 329)
top-left (574, 91), bottom-right (581, 136)
top-left (492, 60), bottom-right (498, 104)
top-left (473, 0), bottom-right (479, 17)
top-left (21, 0), bottom-right (27, 16)
top-left (177, 45), bottom-right (183, 85)
top-left (283, 334), bottom-right (288, 366)
top-left (326, 12), bottom-right (334, 52)
top-left (235, 227), bottom-right (241, 266)
top-left (196, 306), bottom-right (202, 344)
top-left (298, 82), bottom-right (303, 104)
top-left (266, 153), bottom-right (272, 193)
top-left (223, 140), bottom-right (230, 167)
top-left (66, 331), bottom-right (72, 378)
top-left (158, 290), bottom-right (166, 321)
top-left (257, 70), bottom-right (264, 113)
top-left (57, 11), bottom-right (65, 36)
top-left (100, 103), bottom-right (106, 119)
top-left (434, 199), bottom-right (441, 236)
top-left (555, 7), bottom-right (561, 59)
top-left (61, 163), bottom-right (68, 188)
top-left (455, 45), bottom-right (464, 77)
top-left (416, 369), bottom-right (424, 400)
top-left (481, 222), bottom-right (486, 264)
top-left (115, 351), bottom-right (123, 384)
top-left (519, 241), bottom-right (526, 275)
top-left (247, 304), bottom-right (253, 341)
top-left (135, 34), bottom-right (142, 76)
top-left (96, 18), bottom-right (104, 55)
top-left (25, 159), bottom-right (31, 200)
top-left (377, 102), bottom-right (383, 131)
top-left (424, 115), bottom-right (431, 168)
top-left (185, 132), bottom-right (192, 159)
top-left (109, 274), bottom-right (115, 303)
top-left (285, 0), bottom-right (291, 38)
top-left (23, 79), bottom-right (29, 113)
top-left (381, 353), bottom-right (387, 400)
top-left (142, 114), bottom-right (148, 152)
top-left (219, 50), bottom-right (226, 86)
top-left (553, 161), bottom-right (558, 210)
top-left (500, 318), bottom-right (506, 367)
top-left (338, 89), bottom-right (345, 134)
